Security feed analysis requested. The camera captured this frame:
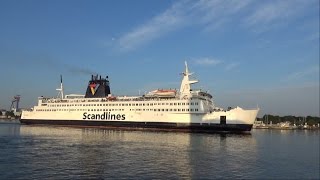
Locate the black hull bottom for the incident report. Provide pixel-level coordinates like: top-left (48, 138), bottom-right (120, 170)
top-left (20, 119), bottom-right (253, 133)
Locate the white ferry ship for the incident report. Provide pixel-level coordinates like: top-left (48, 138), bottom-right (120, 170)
top-left (20, 62), bottom-right (259, 132)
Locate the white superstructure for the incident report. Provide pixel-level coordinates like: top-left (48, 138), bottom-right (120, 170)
top-left (21, 62), bottom-right (259, 132)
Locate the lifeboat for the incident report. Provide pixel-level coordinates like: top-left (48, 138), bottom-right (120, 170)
top-left (106, 95), bottom-right (117, 101)
top-left (146, 89), bottom-right (176, 97)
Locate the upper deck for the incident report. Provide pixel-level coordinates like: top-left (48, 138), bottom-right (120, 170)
top-left (27, 62), bottom-right (220, 113)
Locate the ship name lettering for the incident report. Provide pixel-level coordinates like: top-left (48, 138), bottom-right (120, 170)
top-left (82, 112), bottom-right (125, 120)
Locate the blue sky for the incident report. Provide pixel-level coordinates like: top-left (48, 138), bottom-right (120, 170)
top-left (0, 0), bottom-right (319, 117)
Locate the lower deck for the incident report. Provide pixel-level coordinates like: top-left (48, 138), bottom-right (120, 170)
top-left (20, 119), bottom-right (253, 132)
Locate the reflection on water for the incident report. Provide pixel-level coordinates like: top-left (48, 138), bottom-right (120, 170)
top-left (0, 123), bottom-right (318, 179)
top-left (20, 126), bottom-right (257, 179)
top-left (0, 120), bottom-right (20, 136)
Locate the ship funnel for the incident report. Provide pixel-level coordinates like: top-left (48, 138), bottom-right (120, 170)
top-left (85, 74), bottom-right (111, 98)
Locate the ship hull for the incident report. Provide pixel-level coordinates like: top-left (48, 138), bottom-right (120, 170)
top-left (20, 119), bottom-right (253, 132)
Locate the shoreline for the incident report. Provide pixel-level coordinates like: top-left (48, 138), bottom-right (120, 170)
top-left (253, 125), bottom-right (320, 130)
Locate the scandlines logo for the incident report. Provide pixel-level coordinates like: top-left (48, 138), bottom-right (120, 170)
top-left (89, 83), bottom-right (97, 95)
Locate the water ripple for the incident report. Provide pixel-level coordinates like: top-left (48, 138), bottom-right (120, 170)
top-left (0, 123), bottom-right (319, 179)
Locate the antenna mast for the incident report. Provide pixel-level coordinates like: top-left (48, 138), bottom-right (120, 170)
top-left (179, 61), bottom-right (198, 95)
top-left (56, 75), bottom-right (64, 99)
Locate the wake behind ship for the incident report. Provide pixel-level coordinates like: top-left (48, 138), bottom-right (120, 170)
top-left (20, 62), bottom-right (259, 132)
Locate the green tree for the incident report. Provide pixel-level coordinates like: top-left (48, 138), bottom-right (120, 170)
top-left (306, 116), bottom-right (320, 126)
top-left (262, 114), bottom-right (281, 124)
top-left (5, 111), bottom-right (14, 117)
top-left (260, 114), bottom-right (320, 126)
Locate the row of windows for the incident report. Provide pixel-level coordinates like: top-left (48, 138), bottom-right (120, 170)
top-left (47, 98), bottom-right (197, 104)
top-left (132, 109), bottom-right (199, 112)
top-left (35, 108), bottom-right (199, 112)
top-left (46, 102), bottom-right (200, 107)
top-left (36, 109), bottom-right (125, 112)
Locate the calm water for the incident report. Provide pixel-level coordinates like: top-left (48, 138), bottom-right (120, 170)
top-left (0, 121), bottom-right (319, 179)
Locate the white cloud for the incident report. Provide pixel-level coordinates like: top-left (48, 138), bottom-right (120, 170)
top-left (114, 0), bottom-right (317, 51)
top-left (225, 62), bottom-right (240, 71)
top-left (306, 31), bottom-right (320, 41)
top-left (114, 0), bottom-right (253, 51)
top-left (116, 1), bottom-right (186, 51)
top-left (286, 66), bottom-right (320, 81)
top-left (192, 0), bottom-right (252, 24)
top-left (245, 0), bottom-right (317, 32)
top-left (193, 57), bottom-right (222, 66)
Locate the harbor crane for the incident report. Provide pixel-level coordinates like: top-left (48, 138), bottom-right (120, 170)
top-left (10, 95), bottom-right (21, 113)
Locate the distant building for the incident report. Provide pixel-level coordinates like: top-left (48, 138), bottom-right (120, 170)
top-left (0, 109), bottom-right (7, 118)
top-left (279, 121), bottom-right (291, 128)
top-left (13, 111), bottom-right (22, 117)
top-left (0, 109), bottom-right (6, 115)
